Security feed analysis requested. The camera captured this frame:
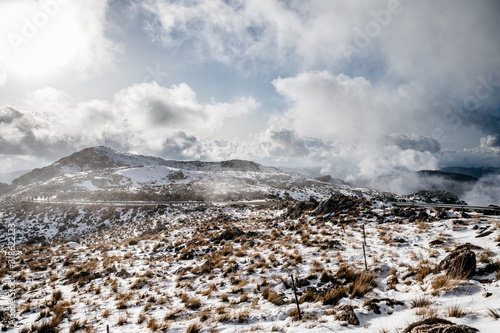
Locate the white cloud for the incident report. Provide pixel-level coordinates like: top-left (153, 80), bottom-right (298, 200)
top-left (0, 0), bottom-right (120, 81)
top-left (478, 135), bottom-right (500, 156)
top-left (272, 71), bottom-right (436, 142)
top-left (1, 82), bottom-right (258, 163)
top-left (386, 133), bottom-right (441, 153)
top-left (140, 0), bottom-right (373, 69)
top-left (141, 1), bottom-right (500, 92)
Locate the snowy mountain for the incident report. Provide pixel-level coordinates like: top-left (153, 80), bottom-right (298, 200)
top-left (2, 146), bottom-right (340, 203)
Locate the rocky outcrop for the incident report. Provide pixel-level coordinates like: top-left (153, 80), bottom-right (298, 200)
top-left (116, 268), bottom-right (132, 278)
top-left (335, 305), bottom-right (359, 325)
top-left (438, 248), bottom-right (476, 279)
top-left (312, 193), bottom-right (369, 217)
top-left (286, 197), bottom-right (319, 218)
top-left (410, 190), bottom-right (466, 205)
top-left (404, 318), bottom-right (478, 333)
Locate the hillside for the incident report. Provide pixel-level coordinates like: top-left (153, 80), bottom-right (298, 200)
top-left (0, 192), bottom-right (499, 332)
top-left (1, 147), bottom-right (499, 332)
top-left (1, 146), bottom-right (331, 204)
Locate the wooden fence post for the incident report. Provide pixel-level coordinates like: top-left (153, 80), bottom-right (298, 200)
top-left (290, 274), bottom-right (302, 320)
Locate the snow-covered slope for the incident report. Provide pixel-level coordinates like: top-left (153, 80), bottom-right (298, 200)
top-left (2, 146), bottom-right (340, 203)
top-left (1, 147), bottom-right (498, 332)
top-left (1, 193), bottom-right (499, 332)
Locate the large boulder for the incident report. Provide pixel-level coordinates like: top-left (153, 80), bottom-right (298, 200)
top-left (312, 193), bottom-right (367, 217)
top-left (404, 318), bottom-right (478, 333)
top-left (335, 305), bottom-right (359, 325)
top-left (438, 248), bottom-right (476, 279)
top-left (286, 197), bottom-right (319, 218)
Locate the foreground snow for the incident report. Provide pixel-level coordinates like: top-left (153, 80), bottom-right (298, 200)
top-left (1, 199), bottom-right (499, 332)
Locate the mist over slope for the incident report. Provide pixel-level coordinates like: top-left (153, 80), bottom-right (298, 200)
top-left (350, 169), bottom-right (500, 206)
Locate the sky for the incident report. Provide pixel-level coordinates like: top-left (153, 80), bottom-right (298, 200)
top-left (0, 0), bottom-right (499, 181)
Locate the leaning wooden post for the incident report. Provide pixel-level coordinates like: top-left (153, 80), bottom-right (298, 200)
top-left (362, 222), bottom-right (368, 272)
top-left (107, 325), bottom-right (110, 333)
top-left (362, 242), bottom-right (368, 272)
top-left (290, 274), bottom-right (302, 320)
top-left (362, 223), bottom-right (367, 247)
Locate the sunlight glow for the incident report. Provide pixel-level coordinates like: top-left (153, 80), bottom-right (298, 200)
top-left (0, 0), bottom-right (82, 81)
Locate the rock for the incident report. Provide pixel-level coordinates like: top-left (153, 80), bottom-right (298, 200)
top-left (174, 267), bottom-right (192, 274)
top-left (213, 227), bottom-right (246, 243)
top-left (65, 242), bottom-right (81, 249)
top-left (335, 305), bottom-right (359, 325)
top-left (295, 278), bottom-right (310, 288)
top-left (455, 243), bottom-right (482, 250)
top-left (391, 236), bottom-right (407, 244)
top-left (312, 193), bottom-right (367, 217)
top-left (115, 268), bottom-right (132, 278)
top-left (286, 197), bottom-right (319, 218)
top-left (437, 210), bottom-right (449, 219)
top-left (180, 251), bottom-right (194, 260)
top-left (438, 248), bottom-right (476, 279)
top-left (475, 230), bottom-right (493, 238)
top-left (410, 190), bottom-right (466, 205)
top-left (429, 239), bottom-right (445, 247)
top-left (193, 260), bottom-right (215, 274)
top-left (104, 267), bottom-right (116, 275)
top-left (403, 318), bottom-right (478, 333)
top-left (483, 292), bottom-right (492, 298)
top-left (417, 211), bottom-right (429, 221)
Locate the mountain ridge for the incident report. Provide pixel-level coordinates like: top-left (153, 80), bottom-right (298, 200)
top-left (1, 146), bottom-right (333, 203)
top-left (10, 146), bottom-right (282, 188)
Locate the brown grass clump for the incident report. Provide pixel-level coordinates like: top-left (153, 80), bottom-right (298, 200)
top-left (415, 262), bottom-right (435, 282)
top-left (186, 322), bottom-right (201, 333)
top-left (320, 270), bottom-right (336, 283)
top-left (116, 298), bottom-right (128, 310)
top-left (147, 318), bottom-right (161, 331)
top-left (180, 294), bottom-right (202, 310)
top-left (299, 289), bottom-right (318, 303)
top-left (349, 272), bottom-right (377, 298)
top-left (237, 308), bottom-right (250, 323)
top-left (322, 286), bottom-right (348, 306)
top-left (117, 315), bottom-right (128, 325)
top-left (261, 286), bottom-right (285, 306)
top-left (431, 274), bottom-right (457, 295)
top-left (415, 306), bottom-right (439, 320)
top-left (137, 313), bottom-right (146, 324)
top-left (131, 277), bottom-right (147, 289)
top-left (164, 308), bottom-right (182, 321)
top-left (69, 320), bottom-right (87, 333)
top-left (103, 309), bottom-right (111, 318)
top-left (336, 264), bottom-right (359, 283)
top-left (487, 308), bottom-right (500, 320)
top-left (409, 295), bottom-right (433, 308)
top-left (446, 303), bottom-right (470, 318)
top-left (387, 268), bottom-right (399, 290)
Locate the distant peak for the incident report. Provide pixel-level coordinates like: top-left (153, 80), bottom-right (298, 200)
top-left (87, 146), bottom-right (120, 154)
